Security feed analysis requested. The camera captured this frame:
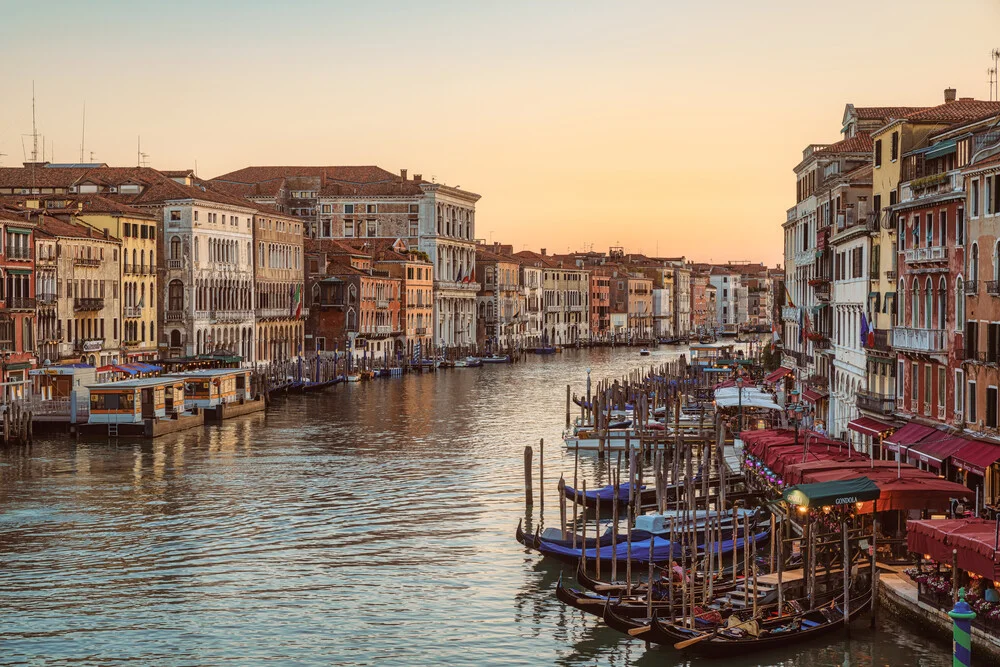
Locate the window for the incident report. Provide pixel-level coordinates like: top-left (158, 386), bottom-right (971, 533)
top-left (957, 207), bottom-right (965, 245)
top-left (924, 365), bottom-right (931, 415)
top-left (938, 367), bottom-right (945, 413)
top-left (874, 139), bottom-right (882, 167)
top-left (168, 280), bottom-right (184, 311)
top-left (891, 131), bottom-right (899, 161)
top-left (973, 180), bottom-right (980, 217)
top-left (367, 220), bottom-right (377, 237)
top-left (926, 213), bottom-right (933, 246)
top-left (972, 243), bottom-right (980, 281)
top-left (366, 204), bottom-right (376, 214)
top-left (344, 204), bottom-right (355, 214)
top-left (970, 380), bottom-right (978, 424)
top-left (956, 369), bottom-right (965, 416)
top-left (988, 177), bottom-right (994, 216)
top-left (988, 387), bottom-right (998, 429)
top-left (957, 277), bottom-right (965, 325)
top-left (169, 210), bottom-right (181, 222)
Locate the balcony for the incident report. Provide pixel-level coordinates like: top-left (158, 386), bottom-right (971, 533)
top-left (124, 306), bottom-right (143, 318)
top-left (966, 280), bottom-right (980, 296)
top-left (903, 246), bottom-right (948, 264)
top-left (868, 328), bottom-right (891, 354)
top-left (73, 297), bottom-right (105, 312)
top-left (814, 338), bottom-right (832, 350)
top-left (3, 297), bottom-right (35, 311)
top-left (37, 292), bottom-right (57, 306)
top-left (885, 270), bottom-right (897, 281)
top-left (164, 310), bottom-right (184, 323)
top-left (856, 390), bottom-right (896, 416)
top-left (781, 306), bottom-right (799, 321)
top-left (434, 279), bottom-right (480, 292)
top-left (376, 300), bottom-right (389, 309)
top-left (6, 247), bottom-right (31, 261)
top-left (73, 257), bottom-right (102, 268)
top-left (211, 310), bottom-right (253, 323)
top-left (814, 284), bottom-right (830, 302)
top-left (965, 349), bottom-right (989, 364)
top-left (167, 259), bottom-right (183, 270)
top-left (414, 326), bottom-right (427, 335)
top-left (892, 326), bottom-right (947, 354)
top-left (989, 281), bottom-right (1000, 296)
top-left (255, 307), bottom-right (300, 320)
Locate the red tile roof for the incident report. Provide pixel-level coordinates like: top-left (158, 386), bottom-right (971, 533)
top-left (817, 133), bottom-right (873, 155)
top-left (211, 166), bottom-right (431, 197)
top-left (30, 213), bottom-right (121, 242)
top-left (905, 100), bottom-right (1000, 123)
top-left (853, 106), bottom-right (927, 120)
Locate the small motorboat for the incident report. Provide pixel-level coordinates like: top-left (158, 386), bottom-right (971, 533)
top-left (346, 374), bottom-right (361, 382)
top-left (480, 354), bottom-right (510, 363)
top-left (639, 349), bottom-right (651, 356)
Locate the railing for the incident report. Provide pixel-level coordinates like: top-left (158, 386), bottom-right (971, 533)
top-left (255, 307), bottom-right (296, 319)
top-left (869, 328), bottom-right (891, 353)
top-left (814, 284), bottom-right (830, 301)
top-left (903, 246), bottom-right (948, 263)
top-left (988, 281), bottom-right (1000, 296)
top-left (124, 306), bottom-right (142, 318)
top-left (375, 325), bottom-right (392, 335)
top-left (4, 297), bottom-right (35, 310)
top-left (376, 300), bottom-right (389, 309)
top-left (6, 247), bottom-right (31, 260)
top-left (73, 297), bottom-right (104, 311)
top-left (814, 338), bottom-right (832, 350)
top-left (73, 257), bottom-right (102, 267)
top-left (966, 280), bottom-right (979, 295)
top-left (164, 310), bottom-right (184, 323)
top-left (212, 310), bottom-right (253, 323)
top-left (965, 349), bottom-right (989, 363)
top-left (856, 390), bottom-right (896, 416)
top-left (37, 292), bottom-right (57, 305)
top-left (414, 327), bottom-right (427, 335)
top-left (885, 270), bottom-right (897, 281)
top-left (781, 306), bottom-right (799, 321)
top-left (892, 326), bottom-right (947, 353)
top-left (167, 259), bottom-right (183, 270)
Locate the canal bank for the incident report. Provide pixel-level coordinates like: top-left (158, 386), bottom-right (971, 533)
top-left (0, 348), bottom-right (953, 666)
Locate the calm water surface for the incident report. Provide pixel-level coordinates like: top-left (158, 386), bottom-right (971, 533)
top-left (0, 348), bottom-right (950, 666)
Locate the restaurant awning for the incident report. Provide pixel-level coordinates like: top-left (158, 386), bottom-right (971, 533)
top-left (952, 438), bottom-right (1000, 477)
top-left (848, 416), bottom-right (896, 438)
top-left (783, 477), bottom-right (881, 508)
top-left (883, 422), bottom-right (939, 452)
top-left (908, 518), bottom-right (1000, 580)
top-left (801, 388), bottom-right (828, 404)
top-left (907, 433), bottom-right (967, 470)
top-left (763, 366), bottom-right (793, 384)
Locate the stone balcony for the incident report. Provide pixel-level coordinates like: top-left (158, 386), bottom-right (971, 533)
top-left (904, 246), bottom-right (948, 264)
top-left (73, 297), bottom-right (105, 312)
top-left (856, 390), bottom-right (896, 416)
top-left (124, 306), bottom-right (143, 318)
top-left (781, 306), bottom-right (799, 321)
top-left (164, 310), bottom-right (185, 323)
top-left (892, 326), bottom-right (946, 354)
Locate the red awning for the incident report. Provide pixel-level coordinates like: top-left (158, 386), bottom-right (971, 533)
top-left (764, 366), bottom-right (793, 384)
top-left (952, 438), bottom-right (1000, 477)
top-left (908, 519), bottom-right (1000, 580)
top-left (848, 416), bottom-right (896, 438)
top-left (883, 422), bottom-right (938, 452)
top-left (907, 434), bottom-right (967, 470)
top-left (801, 388), bottom-right (829, 404)
top-left (96, 365), bottom-right (115, 373)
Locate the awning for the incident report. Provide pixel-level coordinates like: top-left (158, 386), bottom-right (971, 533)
top-left (96, 365), bottom-right (115, 373)
top-left (801, 388), bottom-right (828, 403)
top-left (114, 365), bottom-right (139, 375)
top-left (907, 433), bottom-right (967, 470)
top-left (883, 422), bottom-right (938, 452)
top-left (908, 518), bottom-right (1000, 580)
top-left (925, 139), bottom-right (957, 160)
top-left (952, 438), bottom-right (1000, 476)
top-left (763, 366), bottom-right (793, 384)
top-left (783, 477), bottom-right (881, 508)
top-left (848, 416), bottom-right (896, 438)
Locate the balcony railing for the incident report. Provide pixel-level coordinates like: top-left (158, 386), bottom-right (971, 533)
top-left (781, 306), bottom-right (799, 321)
top-left (73, 297), bottom-right (104, 312)
top-left (988, 281), bottom-right (1000, 296)
top-left (885, 270), bottom-right (897, 281)
top-left (73, 257), bottom-right (102, 267)
top-left (856, 390), bottom-right (896, 416)
top-left (814, 338), bottom-right (832, 350)
top-left (167, 259), bottom-right (183, 270)
top-left (376, 300), bottom-right (389, 309)
top-left (164, 310), bottom-right (184, 323)
top-left (892, 326), bottom-right (947, 354)
top-left (965, 349), bottom-right (989, 364)
top-left (6, 247), bottom-right (31, 260)
top-left (73, 338), bottom-right (105, 353)
top-left (903, 246), bottom-right (948, 264)
top-left (37, 292), bottom-right (57, 305)
top-left (3, 297), bottom-right (35, 311)
top-left (966, 280), bottom-right (980, 295)
top-left (414, 326), bottom-right (427, 335)
top-left (868, 328), bottom-right (891, 353)
top-left (211, 310), bottom-right (253, 323)
top-left (124, 306), bottom-right (143, 318)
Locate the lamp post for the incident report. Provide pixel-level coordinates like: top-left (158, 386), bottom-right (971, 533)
top-left (735, 375), bottom-right (744, 434)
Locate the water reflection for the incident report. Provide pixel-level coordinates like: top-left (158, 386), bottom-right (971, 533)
top-left (0, 347), bottom-right (952, 665)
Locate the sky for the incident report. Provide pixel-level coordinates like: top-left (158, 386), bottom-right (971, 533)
top-left (3, 0), bottom-right (1000, 266)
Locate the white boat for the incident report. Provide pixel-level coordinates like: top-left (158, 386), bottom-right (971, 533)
top-left (639, 349), bottom-right (651, 356)
top-left (346, 374), bottom-right (361, 383)
top-left (479, 354), bottom-right (510, 363)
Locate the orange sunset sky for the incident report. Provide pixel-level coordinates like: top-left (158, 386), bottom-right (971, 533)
top-left (3, 1), bottom-right (1000, 266)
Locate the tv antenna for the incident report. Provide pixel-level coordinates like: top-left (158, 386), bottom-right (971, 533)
top-left (137, 136), bottom-right (149, 167)
top-left (993, 49), bottom-right (1000, 100)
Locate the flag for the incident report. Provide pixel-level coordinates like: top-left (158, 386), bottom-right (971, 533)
top-left (291, 284), bottom-right (302, 319)
top-left (860, 312), bottom-right (869, 348)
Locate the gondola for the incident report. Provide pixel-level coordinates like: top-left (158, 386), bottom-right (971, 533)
top-left (556, 573), bottom-right (686, 619)
top-left (514, 519), bottom-right (615, 551)
top-left (648, 589), bottom-right (872, 657)
top-left (574, 558), bottom-right (743, 596)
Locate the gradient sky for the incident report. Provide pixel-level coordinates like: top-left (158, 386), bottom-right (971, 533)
top-left (3, 1), bottom-right (1000, 265)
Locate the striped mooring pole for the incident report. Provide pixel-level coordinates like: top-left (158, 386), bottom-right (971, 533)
top-left (948, 587), bottom-right (976, 667)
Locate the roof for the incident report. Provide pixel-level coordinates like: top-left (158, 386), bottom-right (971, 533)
top-left (783, 477), bottom-right (881, 508)
top-left (908, 518), bottom-right (1000, 579)
top-left (852, 106), bottom-right (927, 121)
top-left (89, 377), bottom-right (182, 389)
top-left (816, 133), bottom-right (873, 155)
top-left (211, 165), bottom-right (433, 198)
top-left (166, 369), bottom-right (249, 378)
top-left (905, 99), bottom-right (1000, 123)
top-left (30, 213), bottom-right (121, 242)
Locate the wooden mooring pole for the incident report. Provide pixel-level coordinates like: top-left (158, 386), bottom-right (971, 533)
top-left (523, 445), bottom-right (533, 510)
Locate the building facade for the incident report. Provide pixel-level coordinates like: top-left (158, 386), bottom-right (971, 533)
top-left (253, 209), bottom-right (305, 364)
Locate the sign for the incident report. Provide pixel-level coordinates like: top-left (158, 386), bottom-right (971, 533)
top-left (82, 340), bottom-right (103, 353)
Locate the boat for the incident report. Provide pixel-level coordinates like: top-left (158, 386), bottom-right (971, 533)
top-left (639, 349), bottom-right (651, 356)
top-left (534, 346), bottom-right (557, 355)
top-left (648, 589), bottom-right (872, 657)
top-left (556, 573), bottom-right (694, 620)
top-left (514, 519), bottom-right (617, 551)
top-left (346, 374), bottom-right (361, 382)
top-left (479, 354), bottom-right (510, 363)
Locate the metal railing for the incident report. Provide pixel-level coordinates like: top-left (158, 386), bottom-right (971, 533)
top-left (5, 297), bottom-right (35, 310)
top-left (73, 297), bottom-right (104, 311)
top-left (37, 292), bottom-right (57, 305)
top-left (73, 257), bottom-right (102, 267)
top-left (856, 390), bottom-right (895, 416)
top-left (988, 280), bottom-right (1000, 296)
top-left (966, 280), bottom-right (979, 295)
top-left (124, 306), bottom-right (143, 318)
top-left (6, 247), bottom-right (31, 260)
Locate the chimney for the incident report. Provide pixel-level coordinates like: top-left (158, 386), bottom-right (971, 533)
top-left (103, 229), bottom-right (109, 239)
top-left (400, 168), bottom-right (408, 181)
top-left (413, 173), bottom-right (422, 182)
top-left (944, 88), bottom-right (957, 103)
top-left (541, 248), bottom-right (547, 256)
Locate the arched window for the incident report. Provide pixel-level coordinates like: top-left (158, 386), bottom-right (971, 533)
top-left (170, 329), bottom-right (181, 348)
top-left (168, 280), bottom-right (184, 312)
top-left (911, 280), bottom-right (919, 327)
top-left (972, 242), bottom-right (980, 281)
top-left (913, 216), bottom-right (920, 248)
top-left (938, 277), bottom-right (947, 330)
top-left (311, 283), bottom-right (320, 306)
top-left (957, 276), bottom-right (965, 326)
top-left (348, 285), bottom-right (357, 305)
top-left (925, 278), bottom-right (933, 329)
top-left (347, 308), bottom-right (357, 331)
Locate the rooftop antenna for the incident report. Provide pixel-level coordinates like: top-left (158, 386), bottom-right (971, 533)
top-left (991, 48), bottom-right (1000, 101)
top-left (80, 102), bottom-right (86, 163)
top-left (30, 81), bottom-right (39, 163)
top-left (137, 136), bottom-right (149, 168)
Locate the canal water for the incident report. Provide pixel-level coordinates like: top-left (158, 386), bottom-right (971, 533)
top-left (0, 348), bottom-right (950, 666)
